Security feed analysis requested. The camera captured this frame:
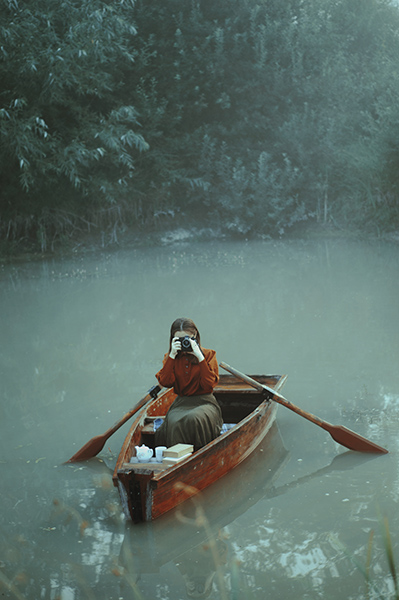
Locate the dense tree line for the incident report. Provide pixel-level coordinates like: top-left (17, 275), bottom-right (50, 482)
top-left (1, 0), bottom-right (399, 251)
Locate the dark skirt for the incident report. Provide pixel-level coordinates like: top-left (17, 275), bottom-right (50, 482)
top-left (154, 393), bottom-right (223, 451)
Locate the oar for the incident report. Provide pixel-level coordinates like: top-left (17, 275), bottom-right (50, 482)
top-left (66, 385), bottom-right (162, 463)
top-left (220, 362), bottom-right (388, 454)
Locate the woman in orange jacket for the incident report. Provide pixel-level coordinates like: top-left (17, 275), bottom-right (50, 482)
top-left (154, 317), bottom-right (223, 451)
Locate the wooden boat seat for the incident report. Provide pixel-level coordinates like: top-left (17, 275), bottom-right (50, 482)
top-left (141, 423), bottom-right (156, 435)
top-left (142, 416), bottom-right (166, 435)
top-left (122, 461), bottom-right (167, 473)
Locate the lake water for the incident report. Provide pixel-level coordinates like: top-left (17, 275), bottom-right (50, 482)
top-left (1, 237), bottom-right (398, 600)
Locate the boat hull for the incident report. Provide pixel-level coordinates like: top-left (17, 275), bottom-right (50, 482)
top-left (113, 373), bottom-right (287, 522)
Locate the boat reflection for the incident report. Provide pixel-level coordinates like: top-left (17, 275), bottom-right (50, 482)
top-left (115, 427), bottom-right (381, 598)
top-left (36, 425), bottom-right (382, 600)
top-left (117, 423), bottom-right (289, 597)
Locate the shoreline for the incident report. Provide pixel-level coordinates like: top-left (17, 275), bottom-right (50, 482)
top-left (1, 222), bottom-right (398, 264)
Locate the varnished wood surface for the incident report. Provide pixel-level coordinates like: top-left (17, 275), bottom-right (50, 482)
top-left (119, 422), bottom-right (289, 573)
top-left (113, 373), bottom-right (287, 522)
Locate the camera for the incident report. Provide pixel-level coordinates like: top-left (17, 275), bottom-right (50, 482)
top-left (178, 335), bottom-right (195, 352)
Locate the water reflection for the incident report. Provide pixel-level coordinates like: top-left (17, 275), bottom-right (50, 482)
top-left (1, 239), bottom-right (399, 599)
top-left (117, 423), bottom-right (288, 598)
top-left (98, 430), bottom-right (380, 599)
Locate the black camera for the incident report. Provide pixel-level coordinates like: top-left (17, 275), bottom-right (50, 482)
top-left (178, 335), bottom-right (195, 352)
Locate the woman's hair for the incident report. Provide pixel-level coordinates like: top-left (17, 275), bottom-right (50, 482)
top-left (169, 317), bottom-right (201, 351)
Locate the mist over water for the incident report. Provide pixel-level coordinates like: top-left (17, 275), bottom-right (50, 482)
top-left (1, 238), bottom-right (398, 599)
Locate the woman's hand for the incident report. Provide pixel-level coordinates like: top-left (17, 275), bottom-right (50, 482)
top-left (169, 337), bottom-right (181, 359)
top-left (190, 338), bottom-right (204, 362)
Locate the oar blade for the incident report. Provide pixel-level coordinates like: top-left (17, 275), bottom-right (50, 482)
top-left (66, 434), bottom-right (107, 463)
top-left (329, 425), bottom-right (388, 454)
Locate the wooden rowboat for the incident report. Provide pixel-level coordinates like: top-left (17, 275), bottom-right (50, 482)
top-left (118, 423), bottom-right (289, 578)
top-left (112, 372), bottom-right (287, 522)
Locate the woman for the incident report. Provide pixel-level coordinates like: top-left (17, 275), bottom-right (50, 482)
top-left (154, 318), bottom-right (223, 451)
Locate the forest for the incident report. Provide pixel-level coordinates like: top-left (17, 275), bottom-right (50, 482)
top-left (1, 0), bottom-right (399, 253)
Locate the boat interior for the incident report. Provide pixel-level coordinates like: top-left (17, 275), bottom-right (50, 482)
top-left (135, 374), bottom-right (282, 454)
top-left (112, 374), bottom-right (286, 491)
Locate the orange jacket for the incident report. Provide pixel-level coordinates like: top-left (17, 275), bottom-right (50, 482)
top-left (156, 348), bottom-right (219, 396)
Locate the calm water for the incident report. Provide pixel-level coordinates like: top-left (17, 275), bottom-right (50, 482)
top-left (1, 238), bottom-right (398, 600)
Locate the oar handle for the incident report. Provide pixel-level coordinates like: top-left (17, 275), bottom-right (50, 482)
top-left (219, 362), bottom-right (327, 428)
top-left (220, 361), bottom-right (271, 393)
top-left (66, 385), bottom-right (163, 462)
top-left (103, 385), bottom-right (162, 438)
top-left (219, 362), bottom-right (388, 454)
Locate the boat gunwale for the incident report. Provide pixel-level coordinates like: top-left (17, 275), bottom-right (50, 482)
top-left (113, 373), bottom-right (287, 483)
